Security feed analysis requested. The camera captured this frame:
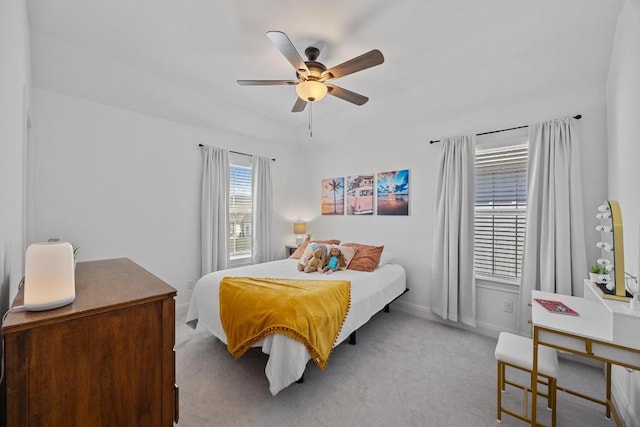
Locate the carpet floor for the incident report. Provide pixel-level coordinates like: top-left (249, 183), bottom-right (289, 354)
top-left (175, 309), bottom-right (618, 426)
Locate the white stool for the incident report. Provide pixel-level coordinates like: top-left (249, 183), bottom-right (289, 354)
top-left (495, 332), bottom-right (559, 426)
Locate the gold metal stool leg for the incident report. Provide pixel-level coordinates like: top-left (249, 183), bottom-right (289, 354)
top-left (497, 360), bottom-right (503, 422)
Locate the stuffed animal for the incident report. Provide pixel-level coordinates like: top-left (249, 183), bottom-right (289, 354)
top-left (321, 247), bottom-right (346, 274)
top-left (298, 243), bottom-right (315, 271)
top-left (300, 247), bottom-right (327, 273)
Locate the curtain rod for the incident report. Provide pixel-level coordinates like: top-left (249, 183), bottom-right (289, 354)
top-left (428, 114), bottom-right (582, 144)
top-left (198, 144), bottom-right (276, 161)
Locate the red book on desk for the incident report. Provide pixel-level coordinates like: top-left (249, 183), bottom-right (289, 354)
top-left (534, 298), bottom-right (579, 316)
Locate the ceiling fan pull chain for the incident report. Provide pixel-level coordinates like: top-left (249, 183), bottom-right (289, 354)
top-left (309, 102), bottom-right (313, 137)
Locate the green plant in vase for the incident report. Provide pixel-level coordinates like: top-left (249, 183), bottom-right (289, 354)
top-left (589, 263), bottom-right (603, 283)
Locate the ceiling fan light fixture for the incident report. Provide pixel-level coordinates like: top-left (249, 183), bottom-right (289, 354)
top-left (296, 80), bottom-right (327, 102)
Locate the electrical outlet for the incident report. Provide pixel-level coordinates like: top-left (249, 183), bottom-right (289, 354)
top-left (504, 300), bottom-right (513, 313)
top-left (187, 280), bottom-right (195, 290)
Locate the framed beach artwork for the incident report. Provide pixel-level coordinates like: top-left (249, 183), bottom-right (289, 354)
top-left (376, 169), bottom-right (409, 215)
top-left (346, 175), bottom-right (374, 215)
top-left (322, 177), bottom-right (344, 215)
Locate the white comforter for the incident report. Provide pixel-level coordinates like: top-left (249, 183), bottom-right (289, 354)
top-left (186, 259), bottom-right (406, 395)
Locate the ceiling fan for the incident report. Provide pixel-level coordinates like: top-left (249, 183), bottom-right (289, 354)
top-left (237, 31), bottom-right (384, 113)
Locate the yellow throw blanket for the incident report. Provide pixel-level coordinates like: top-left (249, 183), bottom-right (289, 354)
top-left (219, 277), bottom-right (351, 370)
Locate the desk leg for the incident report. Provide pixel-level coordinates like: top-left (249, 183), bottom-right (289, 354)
top-left (606, 362), bottom-right (612, 420)
top-left (531, 327), bottom-right (539, 426)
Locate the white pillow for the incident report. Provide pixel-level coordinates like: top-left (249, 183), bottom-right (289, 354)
top-left (377, 251), bottom-right (397, 268)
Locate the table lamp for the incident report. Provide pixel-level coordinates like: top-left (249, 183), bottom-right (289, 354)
top-left (24, 241), bottom-right (76, 311)
top-left (293, 222), bottom-right (306, 245)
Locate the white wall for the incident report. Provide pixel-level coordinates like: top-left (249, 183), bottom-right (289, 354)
top-left (298, 85), bottom-right (609, 336)
top-left (605, 0), bottom-right (640, 424)
top-left (0, 0), bottom-right (31, 310)
top-left (30, 88), bottom-right (300, 309)
top-left (607, 0), bottom-right (640, 278)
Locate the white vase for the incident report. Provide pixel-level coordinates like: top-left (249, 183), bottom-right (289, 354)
top-left (589, 273), bottom-right (599, 283)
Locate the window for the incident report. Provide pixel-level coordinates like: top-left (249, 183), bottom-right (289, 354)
top-left (474, 133), bottom-right (528, 281)
top-left (229, 154), bottom-right (252, 265)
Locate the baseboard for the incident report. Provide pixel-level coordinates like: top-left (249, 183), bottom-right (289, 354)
top-left (393, 300), bottom-right (433, 319)
top-left (393, 300), bottom-right (512, 339)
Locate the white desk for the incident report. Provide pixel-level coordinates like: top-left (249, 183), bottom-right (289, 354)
top-left (530, 285), bottom-right (640, 426)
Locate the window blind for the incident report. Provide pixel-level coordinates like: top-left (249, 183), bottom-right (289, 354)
top-left (229, 160), bottom-right (252, 262)
top-left (474, 143), bottom-right (528, 279)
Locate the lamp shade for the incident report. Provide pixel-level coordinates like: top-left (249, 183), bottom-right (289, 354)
top-left (295, 81), bottom-right (327, 102)
top-left (293, 222), bottom-right (306, 234)
top-left (24, 242), bottom-right (76, 311)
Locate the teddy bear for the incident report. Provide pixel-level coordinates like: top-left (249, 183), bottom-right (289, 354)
top-left (299, 247), bottom-right (327, 273)
top-left (321, 246), bottom-right (346, 274)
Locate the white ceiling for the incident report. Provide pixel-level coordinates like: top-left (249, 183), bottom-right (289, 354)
top-left (26, 0), bottom-right (624, 141)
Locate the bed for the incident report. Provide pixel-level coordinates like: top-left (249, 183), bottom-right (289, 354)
top-left (185, 255), bottom-right (406, 396)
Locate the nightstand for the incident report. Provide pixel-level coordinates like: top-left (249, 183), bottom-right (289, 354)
top-left (285, 244), bottom-right (299, 258)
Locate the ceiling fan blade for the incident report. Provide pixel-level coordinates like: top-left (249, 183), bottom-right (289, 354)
top-left (266, 31), bottom-right (309, 74)
top-left (292, 97), bottom-right (307, 113)
top-left (326, 85), bottom-right (369, 105)
top-left (237, 80), bottom-right (297, 86)
top-left (322, 50), bottom-right (384, 81)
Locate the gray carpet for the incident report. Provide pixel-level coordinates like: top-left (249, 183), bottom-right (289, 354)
top-left (175, 309), bottom-right (617, 427)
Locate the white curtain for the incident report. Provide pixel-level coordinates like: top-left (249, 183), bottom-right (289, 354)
top-left (201, 145), bottom-right (229, 276)
top-left (431, 135), bottom-right (477, 327)
top-left (519, 116), bottom-right (587, 335)
top-left (252, 156), bottom-right (273, 264)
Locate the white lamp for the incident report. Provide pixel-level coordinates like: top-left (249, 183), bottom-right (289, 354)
top-left (293, 222), bottom-right (307, 245)
top-left (295, 80), bottom-right (328, 102)
top-left (24, 242), bottom-right (76, 311)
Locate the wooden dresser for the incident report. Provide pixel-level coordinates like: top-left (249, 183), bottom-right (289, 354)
top-left (2, 258), bottom-right (178, 426)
